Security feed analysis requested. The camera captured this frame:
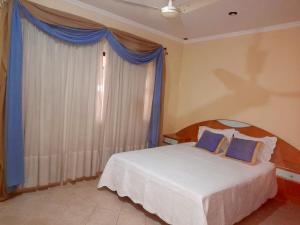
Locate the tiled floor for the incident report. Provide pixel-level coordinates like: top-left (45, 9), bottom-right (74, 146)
top-left (0, 179), bottom-right (299, 225)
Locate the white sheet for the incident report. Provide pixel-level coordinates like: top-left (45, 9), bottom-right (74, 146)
top-left (98, 143), bottom-right (277, 225)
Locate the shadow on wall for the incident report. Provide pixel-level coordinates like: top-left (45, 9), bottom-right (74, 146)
top-left (181, 34), bottom-right (300, 122)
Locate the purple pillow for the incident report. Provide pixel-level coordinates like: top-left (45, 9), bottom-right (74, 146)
top-left (226, 138), bottom-right (259, 163)
top-left (196, 130), bottom-right (225, 153)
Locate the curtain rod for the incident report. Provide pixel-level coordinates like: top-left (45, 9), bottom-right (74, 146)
top-left (164, 47), bottom-right (168, 55)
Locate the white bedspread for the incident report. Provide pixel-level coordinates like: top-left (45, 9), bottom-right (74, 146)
top-left (98, 143), bottom-right (277, 225)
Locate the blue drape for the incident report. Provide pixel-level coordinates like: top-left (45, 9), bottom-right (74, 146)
top-left (105, 32), bottom-right (164, 148)
top-left (6, 1), bottom-right (164, 190)
top-left (5, 1), bottom-right (24, 192)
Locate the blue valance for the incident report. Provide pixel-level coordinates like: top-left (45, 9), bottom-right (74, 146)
top-left (6, 0), bottom-right (164, 190)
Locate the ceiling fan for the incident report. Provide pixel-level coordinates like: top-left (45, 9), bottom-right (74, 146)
top-left (116, 0), bottom-right (220, 18)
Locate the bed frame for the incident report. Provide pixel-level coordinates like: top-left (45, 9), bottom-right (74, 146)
top-left (164, 119), bottom-right (300, 204)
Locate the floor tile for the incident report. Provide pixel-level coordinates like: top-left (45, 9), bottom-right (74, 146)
top-left (86, 208), bottom-right (118, 225)
top-left (95, 189), bottom-right (124, 212)
top-left (117, 208), bottom-right (146, 225)
top-left (0, 179), bottom-right (300, 225)
top-left (146, 216), bottom-right (168, 225)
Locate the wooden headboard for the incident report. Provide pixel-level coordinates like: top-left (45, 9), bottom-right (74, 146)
top-left (165, 119), bottom-right (300, 174)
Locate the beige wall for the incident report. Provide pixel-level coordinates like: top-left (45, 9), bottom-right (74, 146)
top-left (29, 0), bottom-right (184, 135)
top-left (177, 27), bottom-right (300, 149)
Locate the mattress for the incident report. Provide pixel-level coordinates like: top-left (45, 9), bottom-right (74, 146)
top-left (98, 143), bottom-right (277, 225)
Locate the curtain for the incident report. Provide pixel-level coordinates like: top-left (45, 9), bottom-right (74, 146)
top-left (22, 20), bottom-right (155, 188)
top-left (0, 0), bottom-right (13, 200)
top-left (20, 0), bottom-right (104, 29)
top-left (6, 0), bottom-right (24, 191)
top-left (22, 19), bottom-right (103, 187)
top-left (6, 1), bottom-right (164, 190)
top-left (20, 0), bottom-right (161, 53)
top-left (99, 44), bottom-right (155, 170)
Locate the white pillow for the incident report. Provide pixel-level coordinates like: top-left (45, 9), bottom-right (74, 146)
top-left (197, 126), bottom-right (235, 151)
top-left (233, 132), bottom-right (277, 162)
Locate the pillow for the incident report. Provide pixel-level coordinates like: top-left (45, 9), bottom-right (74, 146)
top-left (233, 132), bottom-right (277, 162)
top-left (225, 137), bottom-right (261, 164)
top-left (197, 126), bottom-right (235, 152)
top-left (195, 130), bottom-right (226, 153)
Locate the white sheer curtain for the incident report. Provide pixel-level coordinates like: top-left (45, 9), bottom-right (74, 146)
top-left (22, 19), bottom-right (155, 188)
top-left (98, 44), bottom-right (155, 170)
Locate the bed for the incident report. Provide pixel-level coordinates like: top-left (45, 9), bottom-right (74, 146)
top-left (98, 119), bottom-right (300, 225)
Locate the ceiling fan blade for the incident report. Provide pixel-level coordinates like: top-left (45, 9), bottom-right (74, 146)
top-left (114, 0), bottom-right (161, 10)
top-left (178, 0), bottom-right (220, 14)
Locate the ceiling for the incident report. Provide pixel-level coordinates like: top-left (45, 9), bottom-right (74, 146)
top-left (78, 0), bottom-right (300, 40)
